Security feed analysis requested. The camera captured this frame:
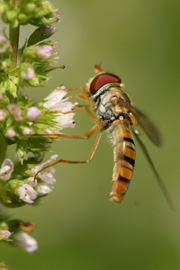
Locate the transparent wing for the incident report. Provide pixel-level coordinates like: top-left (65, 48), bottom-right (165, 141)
top-left (131, 106), bottom-right (162, 147)
top-left (133, 130), bottom-right (175, 210)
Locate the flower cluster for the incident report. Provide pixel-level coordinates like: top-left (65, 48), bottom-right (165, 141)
top-left (0, 155), bottom-right (58, 207)
top-left (0, 216), bottom-right (38, 253)
top-left (0, 86), bottom-right (75, 163)
top-left (0, 0), bottom-right (76, 258)
top-left (0, 0), bottom-right (60, 28)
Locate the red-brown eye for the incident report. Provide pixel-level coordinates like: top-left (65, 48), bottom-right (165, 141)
top-left (90, 73), bottom-right (121, 94)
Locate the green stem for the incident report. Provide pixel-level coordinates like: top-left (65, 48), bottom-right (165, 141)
top-left (9, 0), bottom-right (20, 69)
top-left (0, 134), bottom-right (7, 166)
top-left (9, 25), bottom-right (20, 69)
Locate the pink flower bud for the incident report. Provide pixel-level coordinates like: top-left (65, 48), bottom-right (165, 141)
top-left (27, 107), bottom-right (41, 121)
top-left (6, 128), bottom-right (16, 138)
top-left (37, 45), bottom-right (53, 60)
top-left (0, 110), bottom-right (7, 121)
top-left (0, 230), bottom-right (12, 240)
top-left (23, 127), bottom-right (34, 135)
top-left (22, 67), bottom-right (35, 80)
top-left (7, 104), bottom-right (22, 121)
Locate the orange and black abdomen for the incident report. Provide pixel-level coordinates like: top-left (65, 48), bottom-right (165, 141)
top-left (109, 120), bottom-right (135, 203)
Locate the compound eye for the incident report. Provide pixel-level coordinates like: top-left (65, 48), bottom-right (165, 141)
top-left (89, 73), bottom-right (121, 95)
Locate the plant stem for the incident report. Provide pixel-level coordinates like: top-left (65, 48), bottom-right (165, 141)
top-left (9, 25), bottom-right (20, 69)
top-left (9, 0), bottom-right (20, 69)
top-left (0, 134), bottom-right (7, 166)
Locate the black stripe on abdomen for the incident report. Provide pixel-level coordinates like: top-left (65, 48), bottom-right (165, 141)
top-left (122, 155), bottom-right (135, 167)
top-left (123, 137), bottom-right (135, 145)
top-left (118, 175), bottom-right (131, 183)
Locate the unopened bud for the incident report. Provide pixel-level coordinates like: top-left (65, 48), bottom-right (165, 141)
top-left (37, 45), bottom-right (53, 60)
top-left (22, 67), bottom-right (35, 80)
top-left (0, 230), bottom-right (11, 240)
top-left (27, 107), bottom-right (41, 121)
top-left (6, 128), bottom-right (16, 138)
top-left (0, 110), bottom-right (7, 121)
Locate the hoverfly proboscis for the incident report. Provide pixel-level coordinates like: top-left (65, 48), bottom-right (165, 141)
top-left (32, 65), bottom-right (174, 209)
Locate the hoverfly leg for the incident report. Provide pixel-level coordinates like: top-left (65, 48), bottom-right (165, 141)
top-left (29, 123), bottom-right (102, 140)
top-left (133, 129), bottom-right (175, 210)
top-left (54, 86), bottom-right (95, 109)
top-left (34, 127), bottom-right (104, 181)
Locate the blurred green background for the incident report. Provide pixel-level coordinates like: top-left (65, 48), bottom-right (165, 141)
top-left (1, 0), bottom-right (180, 269)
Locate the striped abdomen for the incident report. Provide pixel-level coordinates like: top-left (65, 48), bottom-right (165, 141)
top-left (109, 120), bottom-right (135, 203)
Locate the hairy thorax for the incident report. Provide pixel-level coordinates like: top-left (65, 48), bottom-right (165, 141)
top-left (94, 86), bottom-right (133, 126)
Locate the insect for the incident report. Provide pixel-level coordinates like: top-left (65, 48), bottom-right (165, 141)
top-left (34, 65), bottom-right (174, 208)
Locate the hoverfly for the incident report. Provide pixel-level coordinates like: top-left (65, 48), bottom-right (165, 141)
top-left (34, 65), bottom-right (174, 208)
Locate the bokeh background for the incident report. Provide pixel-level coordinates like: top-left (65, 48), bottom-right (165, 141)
top-left (1, 0), bottom-right (180, 269)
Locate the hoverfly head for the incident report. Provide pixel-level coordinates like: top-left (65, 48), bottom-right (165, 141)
top-left (86, 65), bottom-right (122, 100)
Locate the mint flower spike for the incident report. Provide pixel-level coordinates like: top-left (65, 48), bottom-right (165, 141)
top-left (0, 159), bottom-right (14, 181)
top-left (12, 232), bottom-right (38, 253)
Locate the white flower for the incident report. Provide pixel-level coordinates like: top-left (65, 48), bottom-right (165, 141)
top-left (55, 113), bottom-right (75, 129)
top-left (35, 182), bottom-right (54, 195)
top-left (38, 170), bottom-right (56, 185)
top-left (35, 169), bottom-right (56, 195)
top-left (17, 184), bottom-right (37, 204)
top-left (0, 230), bottom-right (12, 240)
top-left (27, 107), bottom-right (41, 121)
top-left (43, 87), bottom-right (75, 130)
top-left (30, 154), bottom-right (58, 174)
top-left (0, 159), bottom-right (14, 181)
top-left (26, 177), bottom-right (37, 187)
top-left (13, 232), bottom-right (38, 253)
